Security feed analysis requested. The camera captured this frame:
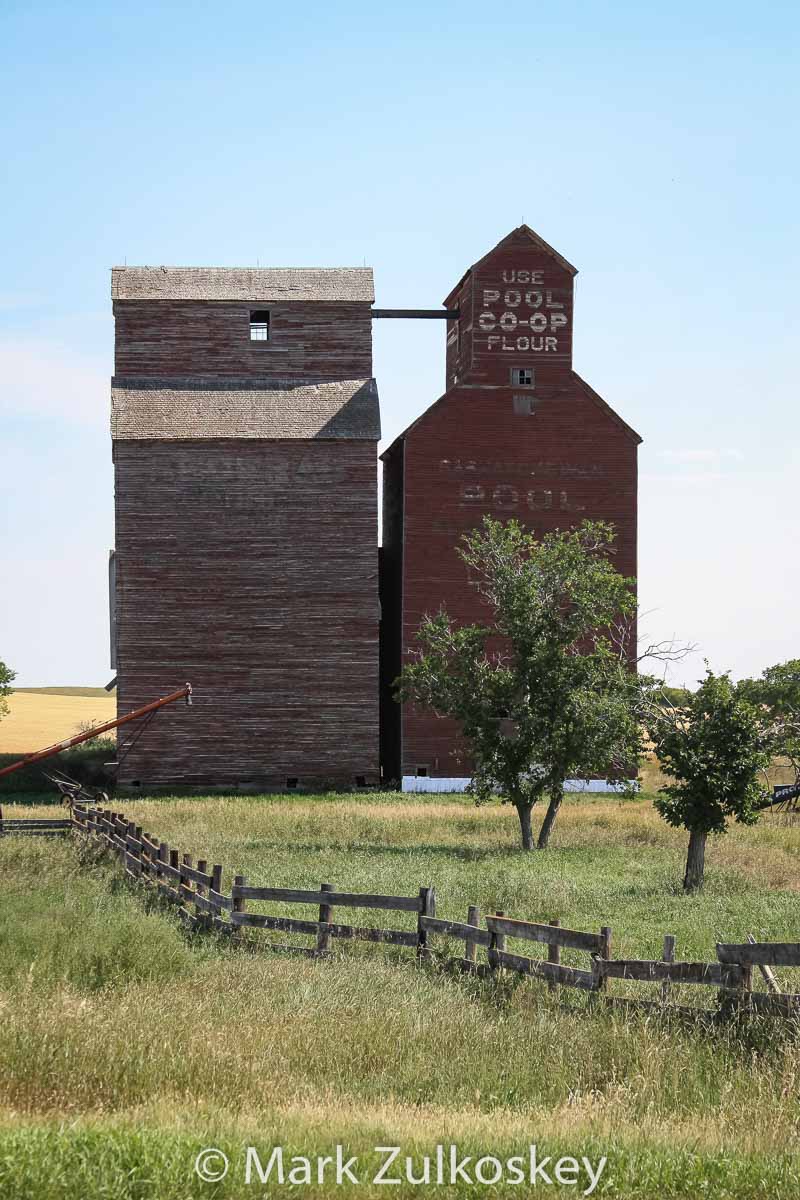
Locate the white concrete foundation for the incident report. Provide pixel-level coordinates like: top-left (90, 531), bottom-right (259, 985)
top-left (402, 776), bottom-right (636, 794)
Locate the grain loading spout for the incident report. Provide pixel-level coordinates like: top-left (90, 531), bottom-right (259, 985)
top-left (0, 684), bottom-right (193, 781)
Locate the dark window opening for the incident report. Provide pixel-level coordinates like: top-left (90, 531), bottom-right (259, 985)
top-left (286, 776), bottom-right (298, 789)
top-left (416, 765), bottom-right (429, 777)
top-left (511, 368), bottom-right (534, 386)
top-left (250, 310), bottom-right (270, 342)
top-left (355, 775), bottom-right (367, 788)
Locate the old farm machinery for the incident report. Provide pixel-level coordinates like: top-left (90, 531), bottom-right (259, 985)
top-left (0, 684), bottom-right (192, 805)
top-left (770, 781), bottom-right (800, 813)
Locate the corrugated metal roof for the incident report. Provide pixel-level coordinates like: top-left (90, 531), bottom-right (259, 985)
top-left (111, 267), bottom-right (375, 303)
top-left (111, 377), bottom-right (380, 440)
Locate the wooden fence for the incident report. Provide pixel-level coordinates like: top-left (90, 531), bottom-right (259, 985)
top-left (70, 804), bottom-right (435, 958)
top-left (0, 809), bottom-right (71, 837)
top-left (20, 804), bottom-right (800, 1018)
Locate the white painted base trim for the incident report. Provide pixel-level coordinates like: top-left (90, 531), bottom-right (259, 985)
top-left (402, 776), bottom-right (636, 794)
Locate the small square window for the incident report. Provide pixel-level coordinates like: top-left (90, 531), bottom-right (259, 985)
top-left (286, 776), bottom-right (298, 789)
top-left (511, 368), bottom-right (534, 386)
top-left (250, 310), bottom-right (270, 341)
top-left (416, 765), bottom-right (429, 777)
top-left (513, 394), bottom-right (536, 415)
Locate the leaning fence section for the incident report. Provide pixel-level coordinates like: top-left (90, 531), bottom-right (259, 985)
top-left (62, 804), bottom-right (800, 1018)
top-left (71, 804), bottom-right (434, 958)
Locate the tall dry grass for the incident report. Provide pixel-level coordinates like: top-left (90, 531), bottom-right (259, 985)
top-left (1, 795), bottom-right (799, 1198)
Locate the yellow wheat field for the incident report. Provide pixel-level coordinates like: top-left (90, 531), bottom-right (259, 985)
top-left (0, 692), bottom-right (116, 753)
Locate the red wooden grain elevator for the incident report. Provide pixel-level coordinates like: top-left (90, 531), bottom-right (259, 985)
top-left (111, 266), bottom-right (380, 791)
top-left (380, 226), bottom-right (641, 791)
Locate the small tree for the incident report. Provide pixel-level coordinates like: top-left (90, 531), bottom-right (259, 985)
top-left (397, 518), bottom-right (643, 850)
top-left (0, 659), bottom-right (15, 722)
top-left (651, 669), bottom-right (770, 891)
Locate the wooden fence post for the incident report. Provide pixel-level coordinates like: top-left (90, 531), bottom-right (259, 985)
top-left (548, 918), bottom-right (561, 992)
top-left (182, 853), bottom-right (192, 900)
top-left (196, 858), bottom-right (207, 927)
top-left (211, 865), bottom-right (223, 930)
top-left (232, 875), bottom-right (246, 937)
top-left (496, 911), bottom-right (507, 955)
top-left (126, 821), bottom-right (137, 874)
top-left (661, 934), bottom-right (676, 1006)
top-left (417, 887), bottom-right (435, 961)
top-left (169, 849), bottom-right (179, 899)
top-left (489, 910), bottom-right (507, 973)
top-left (465, 905), bottom-right (481, 970)
top-left (157, 842), bottom-right (168, 884)
top-left (317, 882), bottom-right (334, 955)
top-left (595, 926), bottom-right (612, 994)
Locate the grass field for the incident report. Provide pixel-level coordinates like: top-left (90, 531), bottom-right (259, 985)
top-left (0, 690), bottom-right (116, 753)
top-left (1, 789), bottom-right (799, 1198)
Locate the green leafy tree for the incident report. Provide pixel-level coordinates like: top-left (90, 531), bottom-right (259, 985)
top-left (659, 685), bottom-right (692, 709)
top-left (738, 660), bottom-right (800, 788)
top-left (397, 518), bottom-right (643, 850)
top-left (651, 668), bottom-right (770, 891)
top-left (0, 659), bottom-right (15, 721)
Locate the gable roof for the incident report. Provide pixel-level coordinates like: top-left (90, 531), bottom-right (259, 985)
top-left (444, 225), bottom-right (577, 304)
top-left (571, 373), bottom-right (642, 444)
top-left (111, 266), bottom-right (375, 303)
top-left (112, 377), bottom-right (380, 440)
top-left (380, 371), bottom-right (641, 459)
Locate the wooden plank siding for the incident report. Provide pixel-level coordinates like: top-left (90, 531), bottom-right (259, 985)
top-left (114, 439), bottom-right (379, 789)
top-left (114, 301), bottom-right (373, 380)
top-left (113, 273), bottom-right (380, 791)
top-left (380, 226), bottom-right (641, 783)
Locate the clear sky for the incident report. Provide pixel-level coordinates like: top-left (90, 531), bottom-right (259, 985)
top-left (1, 1), bottom-right (797, 689)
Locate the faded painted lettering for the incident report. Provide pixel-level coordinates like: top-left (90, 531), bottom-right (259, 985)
top-left (476, 267), bottom-right (569, 355)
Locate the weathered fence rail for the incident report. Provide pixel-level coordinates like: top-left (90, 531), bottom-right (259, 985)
top-left (0, 809), bottom-right (70, 837)
top-left (69, 804), bottom-right (436, 960)
top-left (9, 804), bottom-right (797, 1018)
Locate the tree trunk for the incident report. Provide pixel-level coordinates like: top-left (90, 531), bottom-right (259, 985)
top-left (537, 787), bottom-right (563, 849)
top-left (517, 803), bottom-right (534, 850)
top-left (683, 829), bottom-right (707, 891)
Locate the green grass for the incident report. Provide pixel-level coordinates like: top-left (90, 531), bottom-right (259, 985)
top-left (1, 792), bottom-right (799, 1198)
top-left (82, 789), bottom-right (800, 961)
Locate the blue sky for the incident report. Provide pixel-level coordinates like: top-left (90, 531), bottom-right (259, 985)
top-left (1, 1), bottom-right (798, 687)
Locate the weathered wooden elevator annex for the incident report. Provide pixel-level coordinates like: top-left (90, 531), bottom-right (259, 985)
top-left (380, 226), bottom-right (641, 790)
top-left (111, 266), bottom-right (380, 789)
